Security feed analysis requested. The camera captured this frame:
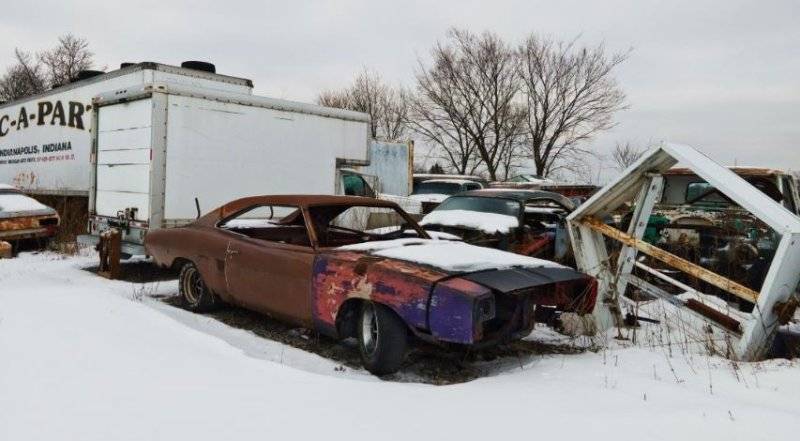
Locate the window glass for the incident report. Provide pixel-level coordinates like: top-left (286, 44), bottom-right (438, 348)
top-left (434, 196), bottom-right (520, 217)
top-left (413, 181), bottom-right (463, 195)
top-left (343, 174), bottom-right (366, 196)
top-left (464, 182), bottom-right (482, 191)
top-left (685, 182), bottom-right (726, 205)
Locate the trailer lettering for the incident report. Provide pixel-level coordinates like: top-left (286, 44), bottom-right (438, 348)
top-left (16, 107), bottom-right (29, 130)
top-left (0, 100), bottom-right (88, 138)
top-left (36, 101), bottom-right (53, 126)
top-left (68, 102), bottom-right (84, 129)
top-left (50, 101), bottom-right (66, 126)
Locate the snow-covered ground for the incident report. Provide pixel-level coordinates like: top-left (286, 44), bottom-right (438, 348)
top-left (1, 251), bottom-right (799, 441)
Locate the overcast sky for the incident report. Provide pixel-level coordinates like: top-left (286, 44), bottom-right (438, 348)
top-left (2, 0), bottom-right (797, 180)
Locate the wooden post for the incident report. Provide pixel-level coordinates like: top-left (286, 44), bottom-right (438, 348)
top-left (581, 215), bottom-right (760, 303)
top-left (0, 241), bottom-right (11, 259)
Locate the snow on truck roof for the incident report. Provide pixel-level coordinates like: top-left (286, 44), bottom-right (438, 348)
top-left (0, 62), bottom-right (253, 110)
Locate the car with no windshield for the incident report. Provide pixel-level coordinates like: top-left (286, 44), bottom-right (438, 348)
top-left (420, 190), bottom-right (576, 263)
top-left (145, 195), bottom-right (597, 375)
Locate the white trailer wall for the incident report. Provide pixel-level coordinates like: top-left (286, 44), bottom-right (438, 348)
top-left (162, 93), bottom-right (369, 221)
top-left (0, 64), bottom-right (251, 195)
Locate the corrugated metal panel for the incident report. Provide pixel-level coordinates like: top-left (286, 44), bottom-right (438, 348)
top-left (95, 98), bottom-right (152, 220)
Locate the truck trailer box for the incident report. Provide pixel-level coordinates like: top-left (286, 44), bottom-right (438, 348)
top-left (83, 83), bottom-right (373, 255)
top-left (0, 62), bottom-right (253, 195)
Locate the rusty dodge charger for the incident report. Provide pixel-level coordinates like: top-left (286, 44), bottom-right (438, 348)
top-left (145, 195), bottom-right (597, 375)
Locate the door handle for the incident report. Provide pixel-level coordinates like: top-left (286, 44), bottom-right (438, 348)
top-left (227, 249), bottom-right (240, 256)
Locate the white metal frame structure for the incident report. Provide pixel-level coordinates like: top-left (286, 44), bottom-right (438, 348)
top-left (567, 143), bottom-right (800, 360)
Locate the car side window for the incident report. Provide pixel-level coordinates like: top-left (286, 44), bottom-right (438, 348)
top-left (464, 182), bottom-right (482, 191)
top-left (218, 205), bottom-right (311, 247)
top-left (343, 173), bottom-right (375, 198)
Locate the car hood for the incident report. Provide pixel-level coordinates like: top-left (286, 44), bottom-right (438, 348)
top-left (337, 238), bottom-right (564, 274)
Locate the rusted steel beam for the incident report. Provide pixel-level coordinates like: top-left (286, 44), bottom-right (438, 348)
top-left (581, 215), bottom-right (759, 303)
top-left (685, 299), bottom-right (742, 333)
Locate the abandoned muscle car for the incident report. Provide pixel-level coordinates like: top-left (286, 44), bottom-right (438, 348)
top-left (420, 190), bottom-right (576, 262)
top-left (145, 195), bottom-right (597, 375)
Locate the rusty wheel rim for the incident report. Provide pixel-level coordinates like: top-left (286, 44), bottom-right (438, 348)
top-left (182, 267), bottom-right (201, 305)
top-left (361, 303), bottom-right (379, 355)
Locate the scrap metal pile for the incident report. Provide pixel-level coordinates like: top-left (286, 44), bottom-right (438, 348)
top-left (567, 143), bottom-right (800, 360)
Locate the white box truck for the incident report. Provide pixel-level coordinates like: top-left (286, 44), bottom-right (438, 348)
top-left (0, 62), bottom-right (253, 195)
top-left (81, 82), bottom-right (379, 256)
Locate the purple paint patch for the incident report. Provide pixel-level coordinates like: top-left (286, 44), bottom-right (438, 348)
top-left (428, 278), bottom-right (491, 344)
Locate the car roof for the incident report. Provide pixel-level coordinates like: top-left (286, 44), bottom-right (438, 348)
top-left (420, 179), bottom-right (478, 185)
top-left (452, 189), bottom-right (576, 209)
top-left (198, 194), bottom-right (400, 225)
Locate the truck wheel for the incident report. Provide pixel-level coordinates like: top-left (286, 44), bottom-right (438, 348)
top-left (358, 302), bottom-right (407, 375)
top-left (179, 262), bottom-right (219, 312)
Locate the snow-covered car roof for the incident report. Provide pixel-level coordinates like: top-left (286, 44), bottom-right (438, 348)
top-left (419, 179), bottom-right (479, 185)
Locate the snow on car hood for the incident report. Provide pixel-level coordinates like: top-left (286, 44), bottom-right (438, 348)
top-left (0, 193), bottom-right (54, 217)
top-left (420, 209), bottom-right (519, 234)
top-left (338, 238), bottom-right (565, 273)
top-left (408, 193), bottom-right (450, 203)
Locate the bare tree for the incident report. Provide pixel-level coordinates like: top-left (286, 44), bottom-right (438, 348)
top-left (408, 29), bottom-right (526, 180)
top-left (317, 69), bottom-right (408, 141)
top-left (0, 49), bottom-right (47, 101)
top-left (0, 35), bottom-right (97, 101)
top-left (517, 34), bottom-right (628, 177)
top-left (611, 141), bottom-right (647, 170)
top-left (39, 34), bottom-right (94, 87)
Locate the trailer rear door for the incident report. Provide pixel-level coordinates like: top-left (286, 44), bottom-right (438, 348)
top-left (95, 98), bottom-right (152, 222)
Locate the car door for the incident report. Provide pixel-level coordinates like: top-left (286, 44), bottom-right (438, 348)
top-left (221, 205), bottom-right (316, 327)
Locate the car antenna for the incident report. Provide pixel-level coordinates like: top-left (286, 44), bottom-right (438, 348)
top-left (195, 197), bottom-right (201, 219)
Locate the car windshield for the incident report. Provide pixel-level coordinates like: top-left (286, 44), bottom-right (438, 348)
top-left (434, 196), bottom-right (521, 217)
top-left (307, 204), bottom-right (427, 247)
top-left (414, 181), bottom-right (462, 195)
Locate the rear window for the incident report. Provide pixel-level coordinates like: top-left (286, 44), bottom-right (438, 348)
top-left (414, 182), bottom-right (463, 195)
top-left (435, 196), bottom-right (520, 217)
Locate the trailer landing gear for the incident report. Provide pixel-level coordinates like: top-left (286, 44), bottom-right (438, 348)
top-left (97, 229), bottom-right (121, 279)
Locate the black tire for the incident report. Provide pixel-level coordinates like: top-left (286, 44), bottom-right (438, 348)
top-left (179, 262), bottom-right (219, 312)
top-left (358, 302), bottom-right (407, 375)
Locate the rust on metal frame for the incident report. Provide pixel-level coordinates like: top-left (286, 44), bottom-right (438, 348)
top-left (581, 215), bottom-right (760, 303)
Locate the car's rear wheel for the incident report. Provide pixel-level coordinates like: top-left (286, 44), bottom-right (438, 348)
top-left (179, 262), bottom-right (219, 312)
top-left (358, 302), bottom-right (407, 375)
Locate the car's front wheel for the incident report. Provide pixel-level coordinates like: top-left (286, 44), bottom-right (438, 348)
top-left (358, 302), bottom-right (407, 375)
top-left (179, 262), bottom-right (219, 312)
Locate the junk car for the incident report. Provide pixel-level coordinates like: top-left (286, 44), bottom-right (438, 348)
top-left (145, 195), bottom-right (596, 375)
top-left (0, 184), bottom-right (60, 247)
top-left (419, 190), bottom-right (576, 263)
top-left (639, 167), bottom-right (800, 306)
top-left (410, 178), bottom-right (485, 214)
